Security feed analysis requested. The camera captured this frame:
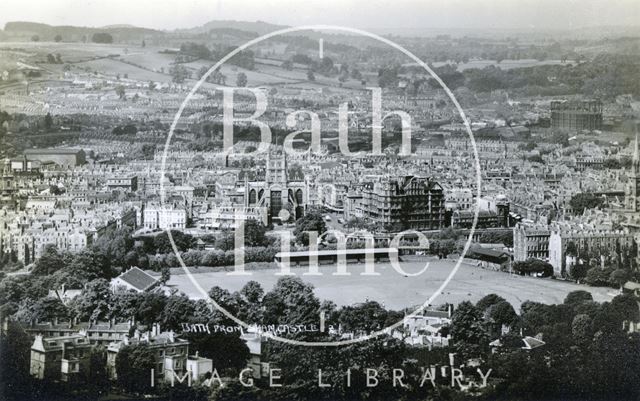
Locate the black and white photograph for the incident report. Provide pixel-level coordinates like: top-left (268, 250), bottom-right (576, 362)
top-left (1, 1), bottom-right (640, 400)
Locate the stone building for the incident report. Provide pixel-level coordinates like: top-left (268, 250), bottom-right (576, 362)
top-left (548, 228), bottom-right (635, 277)
top-left (513, 222), bottom-right (551, 262)
top-left (30, 334), bottom-right (92, 382)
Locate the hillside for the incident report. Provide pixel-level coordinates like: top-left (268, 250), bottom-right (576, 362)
top-left (2, 21), bottom-right (160, 43)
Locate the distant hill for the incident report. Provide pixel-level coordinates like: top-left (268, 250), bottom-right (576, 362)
top-left (3, 21), bottom-right (160, 43)
top-left (182, 20), bottom-right (288, 36)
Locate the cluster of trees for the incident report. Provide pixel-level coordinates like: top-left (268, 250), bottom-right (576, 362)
top-left (196, 66), bottom-right (227, 85)
top-left (178, 42), bottom-right (255, 70)
top-left (169, 64), bottom-right (190, 83)
top-left (570, 192), bottom-right (606, 215)
top-left (566, 238), bottom-right (639, 286)
top-left (476, 230), bottom-right (514, 247)
top-left (377, 53), bottom-right (640, 99)
top-left (488, 291), bottom-right (640, 400)
top-left (512, 258), bottom-right (554, 277)
top-left (91, 32), bottom-right (113, 44)
top-left (45, 53), bottom-right (62, 64)
top-left (293, 209), bottom-right (327, 245)
top-left (462, 54), bottom-right (640, 98)
top-left (287, 54), bottom-right (342, 78)
top-left (111, 123), bottom-right (137, 136)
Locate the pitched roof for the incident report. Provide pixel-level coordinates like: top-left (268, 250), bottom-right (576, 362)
top-left (624, 281), bottom-right (640, 291)
top-left (116, 267), bottom-right (159, 291)
top-left (522, 336), bottom-right (545, 350)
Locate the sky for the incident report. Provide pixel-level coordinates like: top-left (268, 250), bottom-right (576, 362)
top-left (1, 0), bottom-right (639, 32)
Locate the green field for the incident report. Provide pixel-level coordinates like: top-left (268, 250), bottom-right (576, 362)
top-left (166, 258), bottom-right (616, 310)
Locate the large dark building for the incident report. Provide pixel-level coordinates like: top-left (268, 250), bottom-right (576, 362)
top-left (24, 148), bottom-right (86, 167)
top-left (359, 176), bottom-right (445, 232)
top-left (550, 100), bottom-right (602, 131)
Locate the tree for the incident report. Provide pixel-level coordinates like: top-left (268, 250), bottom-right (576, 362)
top-left (115, 85), bottom-right (126, 99)
top-left (153, 230), bottom-right (194, 253)
top-left (486, 301), bottom-right (518, 327)
top-left (44, 112), bottom-right (53, 130)
top-left (477, 293), bottom-right (507, 312)
top-left (197, 65), bottom-right (208, 80)
top-left (513, 259), bottom-right (553, 277)
top-left (91, 32), bottom-right (113, 44)
top-left (23, 297), bottom-right (69, 322)
top-left (31, 35), bottom-right (39, 42)
top-left (585, 266), bottom-right (611, 286)
top-left (214, 231), bottom-right (235, 251)
top-left (136, 292), bottom-right (168, 326)
top-left (71, 279), bottom-right (112, 321)
top-left (338, 301), bottom-right (389, 333)
top-left (603, 158), bottom-right (621, 169)
top-left (87, 346), bottom-right (109, 392)
top-left (243, 220), bottom-right (267, 246)
top-left (610, 269), bottom-right (629, 289)
top-left (169, 64), bottom-right (189, 84)
top-left (378, 66), bottom-right (399, 88)
top-left (108, 292), bottom-right (142, 321)
top-left (570, 262), bottom-right (589, 281)
top-left (115, 344), bottom-right (155, 393)
top-left (32, 245), bottom-right (65, 276)
top-left (240, 280), bottom-right (264, 303)
top-left (293, 209), bottom-right (326, 246)
top-left (570, 193), bottom-right (605, 215)
top-left (450, 301), bottom-right (489, 359)
top-left (63, 249), bottom-right (112, 282)
top-left (0, 320), bottom-right (34, 401)
top-left (611, 293), bottom-right (640, 322)
top-left (186, 331), bottom-right (249, 374)
top-left (571, 314), bottom-right (594, 346)
top-left (262, 277), bottom-right (321, 330)
top-left (528, 154), bottom-right (544, 164)
top-left (160, 266), bottom-right (170, 284)
top-left (564, 290), bottom-right (593, 305)
top-left (236, 72), bottom-right (247, 87)
top-left (160, 295), bottom-right (195, 331)
top-left (307, 69), bottom-right (315, 81)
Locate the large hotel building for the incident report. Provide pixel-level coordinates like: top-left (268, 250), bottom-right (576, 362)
top-left (349, 176), bottom-right (445, 232)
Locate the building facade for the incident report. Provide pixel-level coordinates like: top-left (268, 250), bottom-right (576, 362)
top-left (513, 222), bottom-right (551, 262)
top-left (550, 100), bottom-right (603, 131)
top-left (245, 147), bottom-right (307, 224)
top-left (30, 334), bottom-right (92, 382)
top-left (356, 176), bottom-right (445, 232)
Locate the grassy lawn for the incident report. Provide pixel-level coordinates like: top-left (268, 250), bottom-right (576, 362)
top-left (166, 257), bottom-right (615, 310)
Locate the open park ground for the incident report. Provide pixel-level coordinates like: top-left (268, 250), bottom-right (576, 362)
top-left (166, 257), bottom-right (616, 311)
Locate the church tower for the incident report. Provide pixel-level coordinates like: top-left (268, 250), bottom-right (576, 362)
top-left (266, 145), bottom-right (287, 184)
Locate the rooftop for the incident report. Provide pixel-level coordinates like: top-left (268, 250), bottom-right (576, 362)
top-left (114, 267), bottom-right (159, 291)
